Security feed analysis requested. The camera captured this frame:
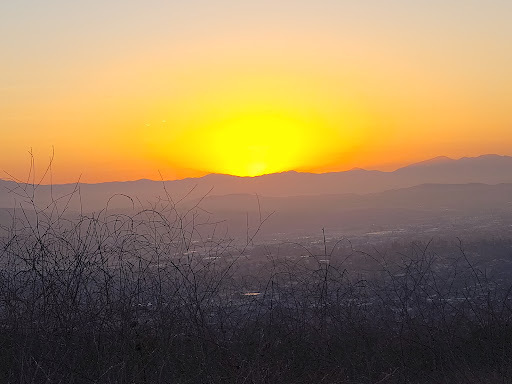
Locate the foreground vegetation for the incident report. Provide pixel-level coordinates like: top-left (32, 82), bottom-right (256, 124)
top-left (1, 186), bottom-right (512, 383)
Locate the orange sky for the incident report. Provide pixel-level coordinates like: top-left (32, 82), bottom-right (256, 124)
top-left (1, 1), bottom-right (512, 183)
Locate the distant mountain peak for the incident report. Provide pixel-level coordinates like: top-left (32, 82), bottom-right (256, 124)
top-left (463, 154), bottom-right (507, 160)
top-left (401, 156), bottom-right (454, 169)
top-left (348, 167), bottom-right (367, 172)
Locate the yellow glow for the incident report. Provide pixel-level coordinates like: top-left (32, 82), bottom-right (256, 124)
top-left (154, 110), bottom-right (322, 177)
top-left (142, 68), bottom-right (370, 178)
top-left (199, 113), bottom-right (308, 176)
top-left (147, 101), bottom-right (363, 178)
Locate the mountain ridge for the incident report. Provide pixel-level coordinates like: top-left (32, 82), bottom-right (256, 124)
top-left (1, 154), bottom-right (512, 211)
top-left (1, 154), bottom-right (510, 185)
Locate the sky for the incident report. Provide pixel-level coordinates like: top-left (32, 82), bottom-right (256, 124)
top-left (1, 0), bottom-right (512, 183)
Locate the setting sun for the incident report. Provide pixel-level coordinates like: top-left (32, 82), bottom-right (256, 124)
top-left (141, 68), bottom-right (366, 178)
top-left (203, 113), bottom-right (307, 176)
top-left (149, 105), bottom-right (358, 178)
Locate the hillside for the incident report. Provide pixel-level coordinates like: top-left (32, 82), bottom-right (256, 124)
top-left (1, 154), bottom-right (512, 213)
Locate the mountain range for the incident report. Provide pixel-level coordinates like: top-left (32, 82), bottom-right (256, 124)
top-left (1, 154), bottom-right (512, 237)
top-left (1, 154), bottom-right (511, 211)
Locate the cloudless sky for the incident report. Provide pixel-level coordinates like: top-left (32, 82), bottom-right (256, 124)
top-left (1, 0), bottom-right (512, 182)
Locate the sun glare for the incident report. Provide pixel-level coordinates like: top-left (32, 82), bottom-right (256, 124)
top-left (203, 113), bottom-right (307, 176)
top-left (149, 103), bottom-right (359, 178)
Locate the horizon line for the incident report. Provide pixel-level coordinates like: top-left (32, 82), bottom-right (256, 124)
top-left (1, 153), bottom-right (509, 186)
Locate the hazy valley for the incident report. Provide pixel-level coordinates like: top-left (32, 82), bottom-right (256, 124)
top-left (2, 154), bottom-right (512, 383)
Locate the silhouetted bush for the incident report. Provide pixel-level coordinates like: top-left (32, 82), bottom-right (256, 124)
top-left (1, 182), bottom-right (512, 383)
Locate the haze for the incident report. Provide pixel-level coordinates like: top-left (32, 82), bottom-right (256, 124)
top-left (3, 2), bottom-right (512, 381)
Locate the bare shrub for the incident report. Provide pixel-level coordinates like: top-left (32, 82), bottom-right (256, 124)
top-left (1, 173), bottom-right (512, 383)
